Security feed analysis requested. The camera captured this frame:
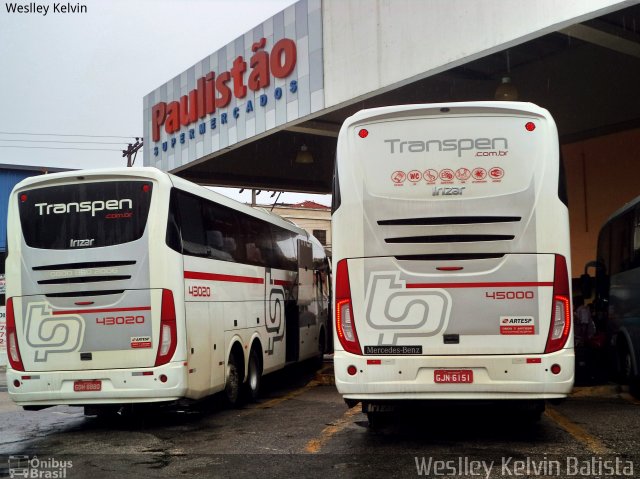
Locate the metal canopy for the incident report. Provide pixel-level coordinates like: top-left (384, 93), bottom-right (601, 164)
top-left (173, 4), bottom-right (640, 194)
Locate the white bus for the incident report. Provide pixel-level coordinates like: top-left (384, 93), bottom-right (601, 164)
top-left (5, 167), bottom-right (330, 414)
top-left (332, 102), bottom-right (574, 424)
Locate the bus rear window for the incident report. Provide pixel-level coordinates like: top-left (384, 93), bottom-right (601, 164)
top-left (18, 181), bottom-right (153, 249)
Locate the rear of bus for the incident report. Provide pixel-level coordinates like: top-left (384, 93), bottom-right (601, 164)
top-left (5, 168), bottom-right (186, 409)
top-left (332, 102), bottom-right (574, 411)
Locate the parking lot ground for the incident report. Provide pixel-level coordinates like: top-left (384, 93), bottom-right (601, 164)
top-left (1, 364), bottom-right (639, 478)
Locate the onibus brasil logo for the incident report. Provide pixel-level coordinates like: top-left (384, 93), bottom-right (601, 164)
top-left (8, 455), bottom-right (73, 478)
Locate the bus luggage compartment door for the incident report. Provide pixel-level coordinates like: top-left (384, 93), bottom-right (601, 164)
top-left (12, 289), bottom-right (162, 372)
top-left (347, 254), bottom-right (558, 356)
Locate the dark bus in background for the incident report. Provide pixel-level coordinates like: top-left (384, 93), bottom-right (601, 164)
top-left (582, 195), bottom-right (640, 393)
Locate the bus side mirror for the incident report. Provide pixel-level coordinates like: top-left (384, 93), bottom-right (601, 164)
top-left (580, 273), bottom-right (593, 299)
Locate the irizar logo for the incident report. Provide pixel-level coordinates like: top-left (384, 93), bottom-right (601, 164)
top-left (433, 186), bottom-right (465, 196)
top-left (70, 238), bottom-right (95, 248)
top-left (384, 137), bottom-right (508, 157)
top-left (34, 198), bottom-right (133, 217)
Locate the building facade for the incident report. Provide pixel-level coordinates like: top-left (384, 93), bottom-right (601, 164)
top-left (143, 0), bottom-right (640, 277)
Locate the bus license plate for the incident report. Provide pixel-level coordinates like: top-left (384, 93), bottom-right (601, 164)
top-left (73, 380), bottom-right (102, 392)
top-left (434, 369), bottom-right (473, 384)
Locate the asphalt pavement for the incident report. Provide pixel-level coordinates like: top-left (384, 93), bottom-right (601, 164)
top-left (0, 367), bottom-right (6, 392)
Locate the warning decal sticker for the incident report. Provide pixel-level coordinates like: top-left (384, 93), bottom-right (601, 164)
top-left (499, 316), bottom-right (535, 335)
top-left (131, 336), bottom-right (152, 348)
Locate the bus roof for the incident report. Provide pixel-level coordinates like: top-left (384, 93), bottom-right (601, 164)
top-left (602, 193), bottom-right (640, 229)
top-left (342, 101), bottom-right (550, 126)
top-left (11, 167), bottom-right (308, 237)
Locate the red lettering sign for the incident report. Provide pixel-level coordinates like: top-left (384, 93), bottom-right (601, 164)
top-left (151, 37), bottom-right (298, 142)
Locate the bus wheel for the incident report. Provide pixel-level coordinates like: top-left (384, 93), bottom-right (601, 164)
top-left (314, 329), bottom-right (326, 370)
top-left (244, 348), bottom-right (262, 402)
top-left (367, 411), bottom-right (391, 431)
top-left (225, 354), bottom-right (241, 407)
top-left (84, 405), bottom-right (120, 419)
top-left (522, 400), bottom-right (545, 423)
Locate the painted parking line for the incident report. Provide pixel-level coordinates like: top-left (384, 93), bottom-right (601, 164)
top-left (571, 385), bottom-right (620, 398)
top-left (620, 392), bottom-right (640, 406)
top-left (304, 404), bottom-right (363, 453)
top-left (571, 385), bottom-right (640, 405)
top-left (545, 406), bottom-right (610, 454)
top-left (241, 365), bottom-right (334, 416)
top-left (240, 379), bottom-right (321, 417)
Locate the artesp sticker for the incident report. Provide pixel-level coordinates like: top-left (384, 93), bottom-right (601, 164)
top-left (500, 316), bottom-right (535, 335)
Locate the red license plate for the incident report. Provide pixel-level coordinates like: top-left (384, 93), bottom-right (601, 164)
top-left (434, 369), bottom-right (473, 383)
top-left (73, 380), bottom-right (102, 392)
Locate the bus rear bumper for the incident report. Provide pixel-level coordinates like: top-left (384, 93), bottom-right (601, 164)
top-left (6, 362), bottom-right (188, 407)
top-left (335, 349), bottom-right (575, 401)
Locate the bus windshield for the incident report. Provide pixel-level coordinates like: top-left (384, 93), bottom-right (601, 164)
top-left (18, 180), bottom-right (153, 249)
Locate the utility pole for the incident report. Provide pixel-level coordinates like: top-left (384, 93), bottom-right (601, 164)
top-left (123, 137), bottom-right (143, 167)
top-left (251, 189), bottom-right (261, 206)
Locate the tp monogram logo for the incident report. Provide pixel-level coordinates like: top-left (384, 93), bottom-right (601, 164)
top-left (264, 270), bottom-right (285, 355)
top-left (365, 272), bottom-right (451, 345)
top-left (24, 302), bottom-right (85, 362)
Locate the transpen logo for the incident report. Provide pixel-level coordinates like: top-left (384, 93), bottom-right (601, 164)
top-left (34, 199), bottom-right (133, 217)
top-left (365, 272), bottom-right (451, 345)
top-left (384, 137), bottom-right (508, 158)
top-left (24, 302), bottom-right (85, 362)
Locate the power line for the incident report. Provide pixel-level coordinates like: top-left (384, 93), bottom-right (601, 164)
top-left (0, 139), bottom-right (127, 145)
top-left (0, 145), bottom-right (123, 151)
top-left (0, 131), bottom-right (137, 139)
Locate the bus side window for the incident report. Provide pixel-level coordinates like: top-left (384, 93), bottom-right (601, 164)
top-left (331, 161), bottom-right (341, 214)
top-left (201, 200), bottom-right (241, 263)
top-left (610, 212), bottom-right (633, 275)
top-left (176, 192), bottom-right (208, 258)
top-left (239, 214), bottom-right (274, 267)
top-left (632, 207), bottom-right (640, 269)
top-left (595, 224), bottom-right (611, 300)
top-left (166, 190), bottom-right (182, 253)
top-left (271, 225), bottom-right (297, 271)
top-left (558, 153), bottom-right (569, 207)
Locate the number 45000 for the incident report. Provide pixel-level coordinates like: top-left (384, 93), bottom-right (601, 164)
top-left (485, 291), bottom-right (534, 300)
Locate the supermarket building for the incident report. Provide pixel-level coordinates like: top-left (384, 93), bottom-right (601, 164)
top-left (143, 0), bottom-right (640, 276)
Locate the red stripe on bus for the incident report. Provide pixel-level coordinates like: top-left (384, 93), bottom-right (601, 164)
top-left (53, 306), bottom-right (151, 315)
top-left (405, 282), bottom-right (554, 289)
top-left (184, 271), bottom-right (264, 284)
top-left (273, 279), bottom-right (292, 287)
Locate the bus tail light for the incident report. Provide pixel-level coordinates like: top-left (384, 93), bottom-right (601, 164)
top-left (545, 255), bottom-right (571, 354)
top-left (6, 298), bottom-right (25, 372)
top-left (335, 259), bottom-right (362, 355)
top-left (155, 289), bottom-right (177, 367)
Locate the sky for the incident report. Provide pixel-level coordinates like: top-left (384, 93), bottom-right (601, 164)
top-left (0, 0), bottom-right (330, 206)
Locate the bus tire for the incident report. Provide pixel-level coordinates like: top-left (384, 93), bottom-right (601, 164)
top-left (367, 411), bottom-right (391, 431)
top-left (225, 353), bottom-right (242, 407)
top-left (244, 347), bottom-right (262, 402)
top-left (84, 405), bottom-right (120, 419)
top-left (522, 400), bottom-right (545, 423)
top-left (314, 328), bottom-right (326, 370)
